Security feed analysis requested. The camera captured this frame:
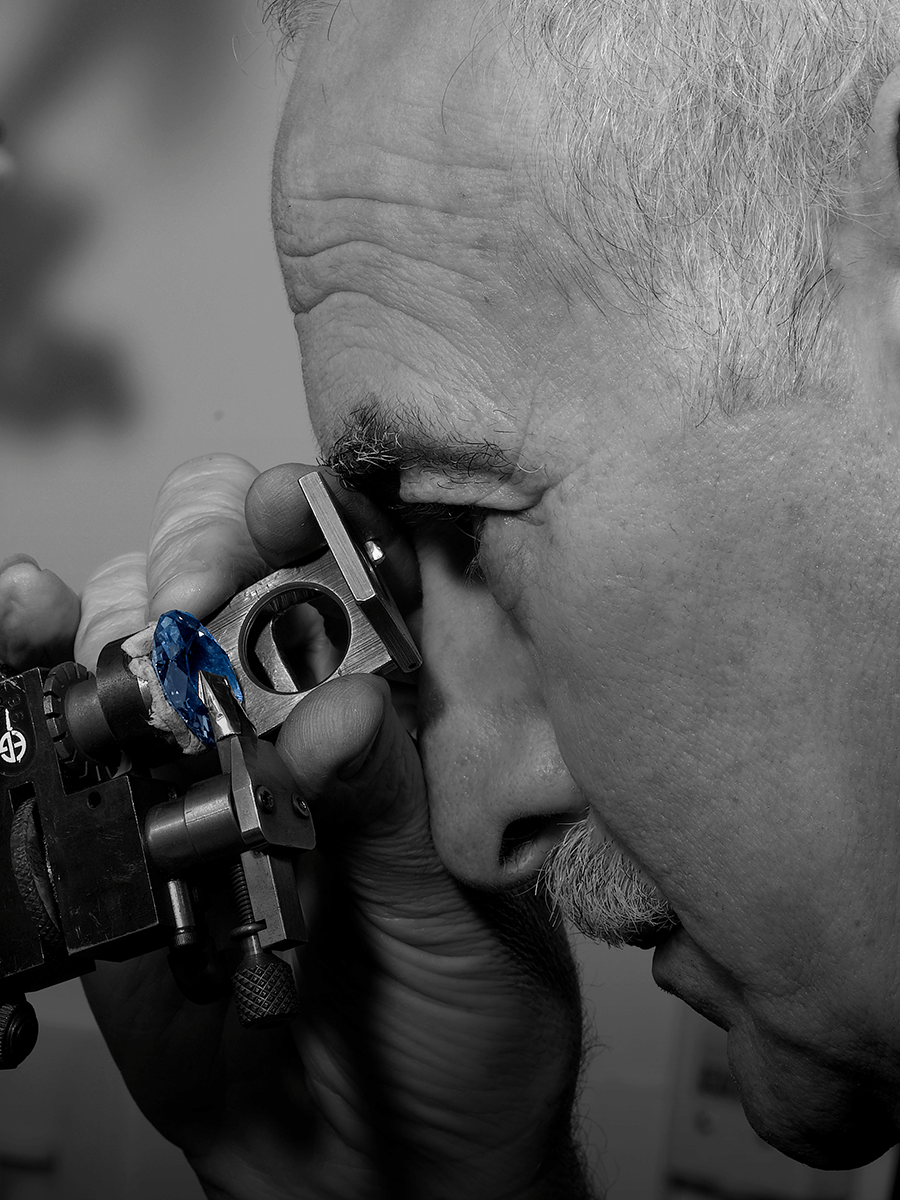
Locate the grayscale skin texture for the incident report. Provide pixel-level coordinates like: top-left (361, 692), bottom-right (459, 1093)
top-left (271, 0), bottom-right (900, 1166)
top-left (6, 0), bottom-right (900, 1189)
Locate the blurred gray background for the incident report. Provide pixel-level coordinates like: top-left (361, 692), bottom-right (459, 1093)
top-left (0, 0), bottom-right (308, 589)
top-left (0, 3), bottom-right (894, 1198)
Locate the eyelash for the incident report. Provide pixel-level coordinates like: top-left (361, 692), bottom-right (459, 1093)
top-left (390, 504), bottom-right (489, 580)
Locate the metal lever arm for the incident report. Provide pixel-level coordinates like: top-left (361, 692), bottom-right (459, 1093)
top-left (200, 672), bottom-right (309, 1026)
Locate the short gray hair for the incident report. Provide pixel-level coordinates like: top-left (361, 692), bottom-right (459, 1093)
top-left (264, 0), bottom-right (900, 414)
top-left (507, 0), bottom-right (900, 413)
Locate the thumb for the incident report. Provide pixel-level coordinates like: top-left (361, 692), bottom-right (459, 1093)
top-left (276, 674), bottom-right (443, 888)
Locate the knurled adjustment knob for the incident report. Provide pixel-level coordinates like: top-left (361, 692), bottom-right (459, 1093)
top-left (231, 944), bottom-right (300, 1029)
top-left (43, 661), bottom-right (90, 765)
top-left (0, 997), bottom-right (39, 1069)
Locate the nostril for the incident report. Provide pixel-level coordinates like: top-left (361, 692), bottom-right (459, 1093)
top-left (499, 811), bottom-right (584, 874)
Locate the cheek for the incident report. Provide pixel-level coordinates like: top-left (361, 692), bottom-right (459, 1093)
top-left (516, 509), bottom-right (832, 958)
top-left (476, 515), bottom-right (531, 614)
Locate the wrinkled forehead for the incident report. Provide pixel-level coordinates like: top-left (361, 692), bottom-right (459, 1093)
top-left (266, 0), bottom-right (513, 51)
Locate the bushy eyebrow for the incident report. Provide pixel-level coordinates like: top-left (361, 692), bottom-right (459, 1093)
top-left (323, 399), bottom-right (521, 503)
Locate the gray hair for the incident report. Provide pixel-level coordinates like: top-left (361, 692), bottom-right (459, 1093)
top-left (265, 0), bottom-right (900, 413)
top-left (507, 0), bottom-right (900, 413)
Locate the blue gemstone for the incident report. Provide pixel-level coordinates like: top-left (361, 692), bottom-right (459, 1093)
top-left (151, 610), bottom-right (243, 746)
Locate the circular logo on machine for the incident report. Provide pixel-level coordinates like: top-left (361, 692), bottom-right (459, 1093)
top-left (0, 711), bottom-right (27, 765)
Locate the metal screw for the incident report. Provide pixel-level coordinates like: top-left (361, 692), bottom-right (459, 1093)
top-left (291, 792), bottom-right (310, 819)
top-left (228, 859), bottom-right (300, 1028)
top-left (363, 538), bottom-right (385, 565)
top-left (0, 997), bottom-right (39, 1068)
top-left (255, 786), bottom-right (274, 814)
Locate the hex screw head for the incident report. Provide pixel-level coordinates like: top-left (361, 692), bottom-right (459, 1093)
top-left (291, 792), bottom-right (310, 819)
top-left (255, 786), bottom-right (275, 814)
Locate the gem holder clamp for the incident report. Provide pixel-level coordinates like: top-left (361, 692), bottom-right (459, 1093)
top-left (0, 472), bottom-right (420, 1067)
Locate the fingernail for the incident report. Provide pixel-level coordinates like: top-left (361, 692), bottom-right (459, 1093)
top-left (0, 554), bottom-right (39, 575)
top-left (337, 728), bottom-right (380, 780)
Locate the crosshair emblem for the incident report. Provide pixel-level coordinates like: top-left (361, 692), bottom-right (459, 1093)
top-left (0, 710), bottom-right (27, 765)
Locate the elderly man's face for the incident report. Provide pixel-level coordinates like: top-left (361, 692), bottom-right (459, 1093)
top-left (272, 0), bottom-right (900, 1166)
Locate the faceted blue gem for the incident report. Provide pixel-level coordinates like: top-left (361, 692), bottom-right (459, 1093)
top-left (151, 610), bottom-right (243, 746)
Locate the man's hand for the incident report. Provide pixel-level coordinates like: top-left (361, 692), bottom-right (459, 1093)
top-left (0, 454), bottom-right (589, 1200)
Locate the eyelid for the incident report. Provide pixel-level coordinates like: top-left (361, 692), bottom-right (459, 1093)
top-left (397, 472), bottom-right (543, 511)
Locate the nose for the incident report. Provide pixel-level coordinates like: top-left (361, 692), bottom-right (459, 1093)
top-left (416, 539), bottom-right (585, 889)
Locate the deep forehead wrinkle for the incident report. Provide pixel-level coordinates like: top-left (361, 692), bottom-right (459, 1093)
top-left (324, 398), bottom-right (524, 500)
